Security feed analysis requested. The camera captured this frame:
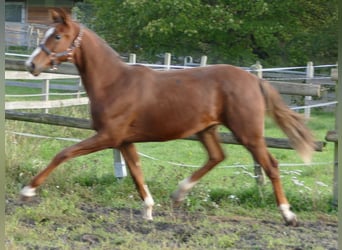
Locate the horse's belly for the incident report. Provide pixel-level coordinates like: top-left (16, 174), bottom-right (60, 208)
top-left (129, 112), bottom-right (219, 142)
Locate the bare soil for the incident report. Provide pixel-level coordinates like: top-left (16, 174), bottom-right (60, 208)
top-left (6, 197), bottom-right (338, 250)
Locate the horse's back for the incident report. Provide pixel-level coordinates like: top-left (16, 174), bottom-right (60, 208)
top-left (123, 64), bottom-right (265, 142)
top-left (152, 64), bottom-right (265, 117)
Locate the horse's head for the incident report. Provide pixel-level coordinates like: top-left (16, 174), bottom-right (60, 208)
top-left (26, 9), bottom-right (83, 76)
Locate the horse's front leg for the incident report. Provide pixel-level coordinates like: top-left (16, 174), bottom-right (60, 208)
top-left (20, 133), bottom-right (111, 198)
top-left (120, 143), bottom-right (155, 220)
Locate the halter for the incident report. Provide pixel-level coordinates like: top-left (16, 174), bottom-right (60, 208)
top-left (39, 26), bottom-right (84, 70)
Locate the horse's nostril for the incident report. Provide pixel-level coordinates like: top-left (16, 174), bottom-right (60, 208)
top-left (25, 61), bottom-right (35, 71)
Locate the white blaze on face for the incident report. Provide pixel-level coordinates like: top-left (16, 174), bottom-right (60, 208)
top-left (25, 27), bottom-right (56, 67)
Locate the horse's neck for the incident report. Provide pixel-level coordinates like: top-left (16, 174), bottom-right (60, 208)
top-left (74, 29), bottom-right (126, 97)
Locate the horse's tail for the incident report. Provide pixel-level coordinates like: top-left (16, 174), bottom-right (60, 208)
top-left (260, 80), bottom-right (315, 163)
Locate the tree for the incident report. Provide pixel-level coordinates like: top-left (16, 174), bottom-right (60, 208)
top-left (77, 0), bottom-right (337, 66)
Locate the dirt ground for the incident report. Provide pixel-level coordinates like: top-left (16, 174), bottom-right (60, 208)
top-left (6, 198), bottom-right (338, 250)
top-left (78, 204), bottom-right (338, 250)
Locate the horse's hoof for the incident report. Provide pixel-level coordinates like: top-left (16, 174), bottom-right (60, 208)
top-left (279, 204), bottom-right (298, 227)
top-left (142, 207), bottom-right (154, 221)
top-left (172, 200), bottom-right (182, 208)
top-left (170, 192), bottom-right (183, 207)
top-left (285, 217), bottom-right (298, 227)
top-left (142, 215), bottom-right (153, 221)
top-left (285, 220), bottom-right (298, 227)
top-left (170, 197), bottom-right (184, 208)
top-left (20, 186), bottom-right (36, 199)
top-left (20, 195), bottom-right (33, 202)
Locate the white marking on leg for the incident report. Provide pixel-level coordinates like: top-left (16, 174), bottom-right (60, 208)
top-left (279, 204), bottom-right (297, 224)
top-left (20, 186), bottom-right (36, 197)
top-left (142, 185), bottom-right (154, 220)
top-left (179, 177), bottom-right (198, 191)
top-left (172, 177), bottom-right (198, 202)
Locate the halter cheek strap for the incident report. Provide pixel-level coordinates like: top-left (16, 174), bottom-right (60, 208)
top-left (40, 26), bottom-right (84, 70)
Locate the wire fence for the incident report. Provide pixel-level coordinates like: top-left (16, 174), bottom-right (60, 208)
top-left (5, 54), bottom-right (338, 187)
top-left (5, 130), bottom-right (334, 173)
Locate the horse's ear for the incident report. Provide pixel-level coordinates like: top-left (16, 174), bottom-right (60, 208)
top-left (50, 9), bottom-right (70, 25)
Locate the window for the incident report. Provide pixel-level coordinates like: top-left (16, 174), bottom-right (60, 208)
top-left (5, 2), bottom-right (25, 23)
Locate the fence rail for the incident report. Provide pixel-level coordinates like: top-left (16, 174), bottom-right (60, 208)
top-left (5, 110), bottom-right (325, 151)
top-left (6, 81), bottom-right (84, 92)
top-left (5, 97), bottom-right (89, 110)
top-left (5, 69), bottom-right (83, 112)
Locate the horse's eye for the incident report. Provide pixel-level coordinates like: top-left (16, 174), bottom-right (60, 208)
top-left (55, 34), bottom-right (62, 40)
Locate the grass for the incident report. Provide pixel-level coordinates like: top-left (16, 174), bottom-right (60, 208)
top-left (5, 104), bottom-right (338, 249)
top-left (5, 105), bottom-right (336, 206)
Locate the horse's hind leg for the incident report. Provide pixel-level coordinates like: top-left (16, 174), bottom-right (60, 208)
top-left (120, 143), bottom-right (154, 220)
top-left (245, 138), bottom-right (297, 226)
top-left (171, 126), bottom-right (225, 204)
top-left (20, 133), bottom-right (111, 198)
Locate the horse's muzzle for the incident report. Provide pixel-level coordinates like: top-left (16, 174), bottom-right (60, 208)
top-left (25, 60), bottom-right (40, 76)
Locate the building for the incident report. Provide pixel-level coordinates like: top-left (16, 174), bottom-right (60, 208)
top-left (5, 0), bottom-right (81, 49)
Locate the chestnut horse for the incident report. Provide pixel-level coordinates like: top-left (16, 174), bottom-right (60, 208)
top-left (22, 9), bottom-right (315, 226)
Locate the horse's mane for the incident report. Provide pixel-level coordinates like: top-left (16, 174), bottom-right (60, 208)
top-left (82, 24), bottom-right (122, 60)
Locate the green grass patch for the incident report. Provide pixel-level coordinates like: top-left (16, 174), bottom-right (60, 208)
top-left (5, 105), bottom-right (337, 249)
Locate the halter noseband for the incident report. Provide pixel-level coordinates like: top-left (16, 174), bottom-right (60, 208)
top-left (39, 26), bottom-right (84, 70)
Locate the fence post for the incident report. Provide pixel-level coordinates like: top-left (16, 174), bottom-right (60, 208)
top-left (251, 61), bottom-right (266, 185)
top-left (111, 52), bottom-right (134, 177)
top-left (305, 62), bottom-right (314, 118)
top-left (200, 56), bottom-right (207, 67)
top-left (333, 137), bottom-right (338, 206)
top-left (164, 53), bottom-right (171, 70)
top-left (76, 78), bottom-right (82, 99)
top-left (253, 61), bottom-right (263, 78)
top-left (331, 67), bottom-right (339, 206)
top-left (42, 79), bottom-right (49, 113)
top-left (129, 53), bottom-right (136, 64)
top-left (36, 29), bottom-right (41, 47)
top-left (113, 55), bottom-right (131, 178)
top-left (113, 149), bottom-right (127, 179)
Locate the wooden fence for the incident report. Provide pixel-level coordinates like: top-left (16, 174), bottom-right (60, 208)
top-left (5, 70), bottom-right (85, 113)
top-left (5, 68), bottom-right (326, 181)
top-left (4, 110), bottom-right (326, 152)
top-left (325, 68), bottom-right (339, 206)
top-left (5, 53), bottom-right (328, 114)
top-left (5, 109), bottom-right (326, 184)
top-left (5, 22), bottom-right (48, 50)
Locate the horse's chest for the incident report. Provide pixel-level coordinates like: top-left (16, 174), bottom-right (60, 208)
top-left (89, 100), bottom-right (131, 131)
